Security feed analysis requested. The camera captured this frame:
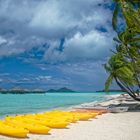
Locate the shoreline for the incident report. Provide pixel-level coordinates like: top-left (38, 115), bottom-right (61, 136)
top-left (0, 93), bottom-right (118, 119)
top-left (66, 94), bottom-right (121, 111)
top-left (0, 93), bottom-right (139, 140)
top-left (1, 112), bottom-right (140, 140)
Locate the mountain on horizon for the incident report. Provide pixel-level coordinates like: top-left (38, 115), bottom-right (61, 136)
top-left (47, 87), bottom-right (75, 93)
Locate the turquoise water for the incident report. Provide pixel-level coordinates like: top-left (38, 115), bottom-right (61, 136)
top-left (0, 92), bottom-right (119, 118)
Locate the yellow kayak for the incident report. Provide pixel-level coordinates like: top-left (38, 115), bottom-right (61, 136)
top-left (73, 114), bottom-right (93, 121)
top-left (0, 121), bottom-right (28, 138)
top-left (21, 118), bottom-right (69, 128)
top-left (36, 113), bottom-right (79, 123)
top-left (43, 111), bottom-right (95, 120)
top-left (31, 114), bottom-right (77, 123)
top-left (5, 119), bottom-right (51, 134)
top-left (47, 112), bottom-right (93, 122)
top-left (6, 115), bottom-right (69, 129)
top-left (45, 121), bottom-right (69, 128)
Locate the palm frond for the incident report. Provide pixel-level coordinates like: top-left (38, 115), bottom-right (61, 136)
top-left (105, 75), bottom-right (114, 92)
top-left (112, 3), bottom-right (120, 32)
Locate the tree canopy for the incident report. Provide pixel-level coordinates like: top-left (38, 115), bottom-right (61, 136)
top-left (104, 0), bottom-right (140, 101)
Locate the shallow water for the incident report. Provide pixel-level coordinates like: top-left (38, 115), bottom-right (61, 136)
top-left (0, 92), bottom-right (120, 118)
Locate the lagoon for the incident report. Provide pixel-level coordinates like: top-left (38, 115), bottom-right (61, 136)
top-left (0, 92), bottom-right (119, 118)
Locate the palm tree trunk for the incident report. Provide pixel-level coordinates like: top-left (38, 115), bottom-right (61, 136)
top-left (114, 77), bottom-right (140, 101)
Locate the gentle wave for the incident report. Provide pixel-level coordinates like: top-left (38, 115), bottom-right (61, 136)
top-left (0, 92), bottom-right (120, 118)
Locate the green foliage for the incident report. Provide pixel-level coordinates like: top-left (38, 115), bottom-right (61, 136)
top-left (105, 0), bottom-right (140, 101)
top-left (104, 53), bottom-right (135, 89)
top-left (112, 2), bottom-right (120, 32)
top-left (105, 75), bottom-right (113, 92)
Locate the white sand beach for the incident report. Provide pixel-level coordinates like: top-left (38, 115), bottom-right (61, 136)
top-left (0, 95), bottom-right (140, 140)
top-left (0, 112), bottom-right (140, 140)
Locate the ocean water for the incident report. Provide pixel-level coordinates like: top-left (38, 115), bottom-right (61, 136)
top-left (0, 92), bottom-right (120, 118)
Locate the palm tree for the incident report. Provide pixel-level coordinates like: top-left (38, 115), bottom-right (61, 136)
top-left (104, 53), bottom-right (140, 101)
top-left (112, 0), bottom-right (140, 32)
top-left (105, 0), bottom-right (140, 101)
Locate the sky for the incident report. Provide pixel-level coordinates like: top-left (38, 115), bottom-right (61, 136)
top-left (0, 0), bottom-right (118, 91)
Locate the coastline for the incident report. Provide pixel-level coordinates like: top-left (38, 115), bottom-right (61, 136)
top-left (0, 93), bottom-right (140, 140)
top-left (0, 94), bottom-right (114, 119)
top-left (66, 94), bottom-right (120, 111)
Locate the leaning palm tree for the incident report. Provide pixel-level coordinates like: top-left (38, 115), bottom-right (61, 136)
top-left (104, 53), bottom-right (140, 101)
top-left (105, 0), bottom-right (140, 101)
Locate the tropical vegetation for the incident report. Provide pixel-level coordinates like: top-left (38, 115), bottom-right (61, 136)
top-left (104, 0), bottom-right (140, 101)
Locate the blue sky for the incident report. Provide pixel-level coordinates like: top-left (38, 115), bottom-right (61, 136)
top-left (0, 0), bottom-right (118, 91)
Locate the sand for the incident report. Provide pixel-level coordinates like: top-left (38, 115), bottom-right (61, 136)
top-left (0, 112), bottom-right (140, 140)
top-left (0, 95), bottom-right (140, 140)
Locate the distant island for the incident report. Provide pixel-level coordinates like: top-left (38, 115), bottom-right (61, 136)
top-left (0, 87), bottom-right (75, 94)
top-left (0, 87), bottom-right (46, 94)
top-left (96, 89), bottom-right (124, 92)
top-left (47, 87), bottom-right (75, 93)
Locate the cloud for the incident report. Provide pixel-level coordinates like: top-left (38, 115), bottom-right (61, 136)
top-left (55, 61), bottom-right (107, 91)
top-left (0, 0), bottom-right (117, 91)
top-left (0, 36), bottom-right (7, 44)
top-left (0, 60), bottom-right (118, 91)
top-left (0, 73), bottom-right (10, 76)
top-left (0, 0), bottom-right (39, 22)
top-left (0, 0), bottom-right (114, 62)
top-left (35, 75), bottom-right (52, 81)
top-left (64, 31), bottom-right (114, 61)
top-left (43, 30), bottom-right (115, 63)
top-left (31, 0), bottom-right (115, 63)
top-left (29, 0), bottom-right (112, 38)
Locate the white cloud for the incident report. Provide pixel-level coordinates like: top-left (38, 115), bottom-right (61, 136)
top-left (0, 35), bottom-right (47, 57)
top-left (0, 36), bottom-right (7, 45)
top-left (64, 31), bottom-right (114, 60)
top-left (35, 75), bottom-right (52, 81)
top-left (43, 30), bottom-right (115, 63)
top-left (0, 0), bottom-right (114, 63)
top-left (29, 0), bottom-right (112, 38)
top-left (0, 0), bottom-right (38, 22)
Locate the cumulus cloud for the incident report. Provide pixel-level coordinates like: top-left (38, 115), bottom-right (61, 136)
top-left (43, 30), bottom-right (115, 63)
top-left (0, 0), bottom-right (114, 62)
top-left (0, 0), bottom-right (118, 91)
top-left (30, 0), bottom-right (112, 38)
top-left (64, 31), bottom-right (114, 61)
top-left (30, 0), bottom-right (115, 63)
